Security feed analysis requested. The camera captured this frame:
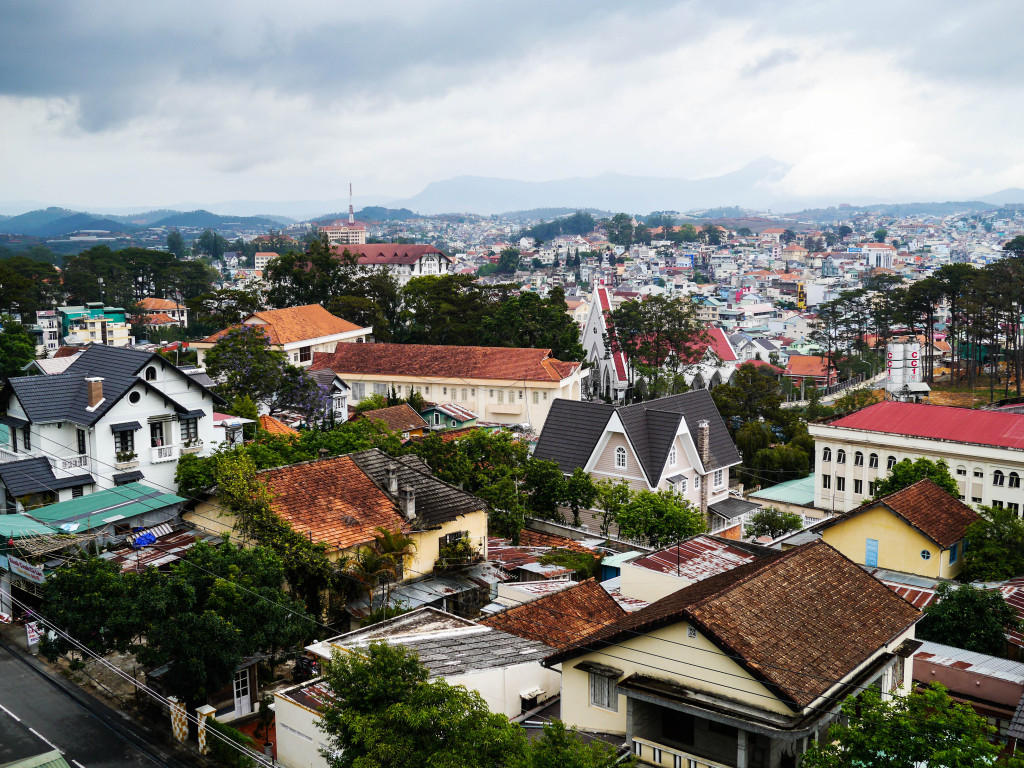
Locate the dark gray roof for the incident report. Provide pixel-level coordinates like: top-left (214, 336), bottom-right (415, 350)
top-left (0, 457), bottom-right (94, 496)
top-left (306, 368), bottom-right (348, 392)
top-left (709, 497), bottom-right (762, 520)
top-left (1, 345), bottom-right (223, 427)
top-left (113, 469), bottom-right (145, 485)
top-left (532, 399), bottom-right (614, 473)
top-left (350, 448), bottom-right (485, 530)
top-left (534, 390), bottom-right (740, 486)
top-left (110, 421), bottom-right (142, 432)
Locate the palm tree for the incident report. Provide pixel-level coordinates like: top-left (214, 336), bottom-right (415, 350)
top-left (345, 547), bottom-right (395, 613)
top-left (373, 527), bottom-right (417, 603)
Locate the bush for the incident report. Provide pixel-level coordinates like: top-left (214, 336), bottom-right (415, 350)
top-left (206, 716), bottom-right (258, 768)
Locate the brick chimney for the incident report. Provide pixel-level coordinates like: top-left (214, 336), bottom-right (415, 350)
top-left (386, 466), bottom-right (399, 495)
top-left (399, 487), bottom-right (416, 520)
top-left (696, 419), bottom-right (711, 522)
top-left (85, 377), bottom-right (104, 408)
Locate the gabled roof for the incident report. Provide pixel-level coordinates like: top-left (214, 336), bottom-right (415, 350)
top-left (0, 457), bottom-right (94, 497)
top-left (310, 343), bottom-right (581, 383)
top-left (137, 297), bottom-right (184, 311)
top-left (258, 414), bottom-right (299, 436)
top-left (815, 479), bottom-right (978, 548)
top-left (826, 400), bottom-right (1024, 451)
top-left (353, 403), bottom-right (428, 433)
top-left (546, 541), bottom-right (921, 711)
top-left (332, 243), bottom-right (448, 266)
top-left (197, 304), bottom-right (367, 345)
top-left (1, 345), bottom-right (221, 426)
top-left (784, 354), bottom-right (830, 378)
top-left (479, 579), bottom-right (626, 649)
top-left (534, 390), bottom-right (739, 484)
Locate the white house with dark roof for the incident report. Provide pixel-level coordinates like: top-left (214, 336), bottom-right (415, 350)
top-left (0, 345), bottom-right (223, 507)
top-left (533, 391), bottom-right (756, 536)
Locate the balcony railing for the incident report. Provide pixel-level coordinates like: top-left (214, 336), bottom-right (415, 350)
top-left (180, 441), bottom-right (204, 456)
top-left (632, 737), bottom-right (735, 768)
top-left (151, 445), bottom-right (179, 463)
top-left (58, 454), bottom-right (91, 472)
top-left (0, 446), bottom-right (20, 463)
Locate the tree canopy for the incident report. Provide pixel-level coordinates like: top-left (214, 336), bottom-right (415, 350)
top-left (959, 504), bottom-right (1024, 582)
top-left (872, 457), bottom-right (959, 499)
top-left (917, 582), bottom-right (1021, 657)
top-left (745, 507), bottom-right (803, 540)
top-left (616, 489), bottom-right (705, 547)
top-left (0, 316), bottom-right (35, 381)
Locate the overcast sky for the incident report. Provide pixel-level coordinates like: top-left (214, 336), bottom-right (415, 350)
top-left (2, 0), bottom-right (1023, 211)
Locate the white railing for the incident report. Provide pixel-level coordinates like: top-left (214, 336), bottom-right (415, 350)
top-left (58, 454), bottom-right (90, 471)
top-left (0, 446), bottom-right (19, 463)
top-left (151, 445), bottom-right (179, 463)
top-left (632, 737), bottom-right (736, 768)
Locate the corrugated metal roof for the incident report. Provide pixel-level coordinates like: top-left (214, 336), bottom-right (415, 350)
top-left (26, 482), bottom-right (184, 530)
top-left (627, 535), bottom-right (760, 580)
top-left (0, 514), bottom-right (57, 538)
top-left (748, 475), bottom-right (816, 505)
top-left (915, 640), bottom-right (1024, 684)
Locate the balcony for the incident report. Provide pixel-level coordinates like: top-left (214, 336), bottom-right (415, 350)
top-left (151, 444), bottom-right (180, 463)
top-left (57, 454), bottom-right (91, 472)
top-left (180, 440), bottom-right (204, 456)
top-left (0, 446), bottom-right (19, 463)
top-left (632, 738), bottom-right (734, 768)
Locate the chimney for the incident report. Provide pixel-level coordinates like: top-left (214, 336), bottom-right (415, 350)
top-left (385, 466), bottom-right (399, 496)
top-left (85, 377), bottom-right (104, 408)
top-left (399, 487), bottom-right (416, 520)
top-left (697, 419), bottom-right (711, 522)
top-left (319, 448), bottom-right (330, 461)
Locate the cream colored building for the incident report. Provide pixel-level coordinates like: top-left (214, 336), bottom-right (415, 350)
top-left (808, 400), bottom-right (1024, 513)
top-left (544, 541), bottom-right (922, 768)
top-left (309, 343), bottom-right (585, 433)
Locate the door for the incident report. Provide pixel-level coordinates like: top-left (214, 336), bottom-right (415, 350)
top-left (865, 538), bottom-right (879, 567)
top-left (233, 668), bottom-right (252, 716)
top-left (150, 422), bottom-right (164, 448)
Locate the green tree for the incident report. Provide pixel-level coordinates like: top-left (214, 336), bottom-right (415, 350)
top-left (801, 683), bottom-right (1022, 768)
top-left (745, 507), bottom-right (803, 539)
top-left (836, 225), bottom-right (853, 240)
top-left (196, 229), bottom-right (229, 259)
top-left (166, 229), bottom-right (186, 258)
top-left (479, 287), bottom-right (585, 361)
top-left (564, 467), bottom-right (598, 527)
top-left (606, 213), bottom-right (634, 247)
top-left (528, 720), bottom-right (626, 768)
top-left (318, 642), bottom-right (529, 768)
top-left (616, 489), bottom-right (705, 547)
top-left (873, 227), bottom-right (888, 243)
top-left (872, 458), bottom-right (958, 499)
top-left (594, 478), bottom-right (632, 536)
top-left (0, 256), bottom-right (60, 316)
top-left (523, 459), bottom-right (567, 520)
top-left (1004, 235), bottom-right (1024, 257)
top-left (399, 274), bottom-right (489, 345)
top-left (0, 316), bottom-right (35, 380)
top-left (497, 247), bottom-right (522, 274)
top-left (960, 505), bottom-right (1024, 581)
top-left (712, 363), bottom-right (783, 426)
top-left (917, 582), bottom-right (1021, 656)
top-left (749, 444), bottom-right (810, 487)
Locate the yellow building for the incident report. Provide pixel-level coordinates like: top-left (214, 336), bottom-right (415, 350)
top-left (545, 541), bottom-right (921, 768)
top-left (185, 448), bottom-right (488, 591)
top-left (814, 478), bottom-right (978, 579)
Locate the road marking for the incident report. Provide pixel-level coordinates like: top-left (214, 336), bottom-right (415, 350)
top-left (0, 703), bottom-right (21, 721)
top-left (28, 726), bottom-right (63, 753)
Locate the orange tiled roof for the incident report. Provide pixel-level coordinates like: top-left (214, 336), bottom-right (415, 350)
top-left (144, 312), bottom-right (178, 325)
top-left (311, 343), bottom-right (581, 383)
top-left (258, 414), bottom-right (299, 436)
top-left (198, 304), bottom-right (367, 346)
top-left (784, 355), bottom-right (830, 377)
top-left (137, 297), bottom-right (184, 311)
top-left (260, 456), bottom-right (405, 551)
top-left (480, 579), bottom-right (625, 649)
top-left (354, 403), bottom-right (428, 433)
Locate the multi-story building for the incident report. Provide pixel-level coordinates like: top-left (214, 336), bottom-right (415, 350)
top-left (808, 400), bottom-right (1024, 513)
top-left (191, 304), bottom-right (372, 368)
top-left (53, 303), bottom-right (132, 347)
top-left (0, 345), bottom-right (223, 507)
top-left (35, 310), bottom-right (61, 355)
top-left (309, 342), bottom-right (585, 432)
top-left (319, 221), bottom-right (367, 245)
top-left (330, 244), bottom-right (452, 287)
top-left (136, 297), bottom-right (188, 328)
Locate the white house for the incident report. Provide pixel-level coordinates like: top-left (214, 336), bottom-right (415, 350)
top-left (0, 345), bottom-right (223, 507)
top-left (331, 244), bottom-right (453, 287)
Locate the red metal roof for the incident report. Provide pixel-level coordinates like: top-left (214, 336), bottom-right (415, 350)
top-left (829, 401), bottom-right (1024, 450)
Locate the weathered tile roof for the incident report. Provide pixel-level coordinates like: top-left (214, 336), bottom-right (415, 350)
top-left (480, 578), bottom-right (626, 649)
top-left (332, 243), bottom-right (447, 266)
top-left (198, 304), bottom-right (366, 345)
top-left (137, 297), bottom-right (185, 311)
top-left (547, 541), bottom-right (921, 711)
top-left (354, 403), bottom-right (428, 433)
top-left (815, 479), bottom-right (978, 548)
top-left (534, 389), bottom-right (739, 483)
top-left (260, 455), bottom-right (405, 551)
top-left (258, 414), bottom-right (299, 436)
top-left (310, 343), bottom-right (581, 382)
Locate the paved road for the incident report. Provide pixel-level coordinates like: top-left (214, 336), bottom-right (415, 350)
top-left (0, 640), bottom-right (196, 768)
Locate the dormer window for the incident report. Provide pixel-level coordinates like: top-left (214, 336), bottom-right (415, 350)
top-left (145, 366), bottom-right (157, 381)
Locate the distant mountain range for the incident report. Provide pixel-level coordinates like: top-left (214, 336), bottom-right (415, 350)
top-left (0, 207), bottom-right (289, 238)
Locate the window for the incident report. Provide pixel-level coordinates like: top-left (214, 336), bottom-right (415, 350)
top-left (714, 469), bottom-right (724, 488)
top-left (868, 481), bottom-right (876, 496)
top-left (533, 391), bottom-right (539, 404)
top-left (836, 450), bottom-right (846, 465)
top-left (974, 469), bottom-right (984, 478)
top-left (471, 389), bottom-right (476, 396)
top-left (668, 446), bottom-right (677, 467)
top-left (129, 390), bottom-right (141, 405)
top-left (615, 446), bottom-right (627, 469)
top-left (145, 366), bottom-right (157, 381)
top-left (77, 428), bottom-right (86, 455)
top-left (1011, 472), bottom-right (1021, 489)
top-left (949, 542), bottom-right (959, 564)
top-left (352, 383), bottom-right (365, 399)
top-left (993, 470), bottom-right (1005, 486)
top-left (823, 475), bottom-right (831, 489)
top-left (836, 476), bottom-right (846, 492)
top-left (543, 391), bottom-right (548, 400)
top-left (1009, 502), bottom-right (1020, 515)
top-left (822, 447), bottom-right (832, 462)
top-left (675, 477), bottom-right (688, 493)
top-left (22, 427), bottom-right (30, 451)
top-left (462, 389), bottom-right (468, 401)
top-left (956, 466), bottom-right (967, 476)
top-left (993, 500), bottom-right (1004, 508)
top-left (71, 485), bottom-right (84, 498)
top-left (181, 417), bottom-right (199, 442)
top-left (921, 550), bottom-right (931, 561)
top-left (589, 672), bottom-right (617, 711)
top-left (442, 387), bottom-right (447, 396)
top-left (887, 456), bottom-right (897, 471)
top-left (373, 382), bottom-right (387, 395)
top-left (854, 479), bottom-right (863, 494)
top-left (150, 422), bottom-right (164, 448)
top-left (434, 413), bottom-right (441, 426)
top-left (854, 451), bottom-right (864, 467)
top-left (693, 476), bottom-right (699, 489)
top-left (497, 390), bottom-right (505, 404)
top-left (972, 496), bottom-right (983, 503)
top-left (115, 430), bottom-right (135, 455)
top-left (869, 453), bottom-right (879, 468)
top-left (424, 387), bottom-right (430, 396)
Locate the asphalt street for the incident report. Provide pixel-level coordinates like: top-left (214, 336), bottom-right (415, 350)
top-left (0, 640), bottom-right (197, 768)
